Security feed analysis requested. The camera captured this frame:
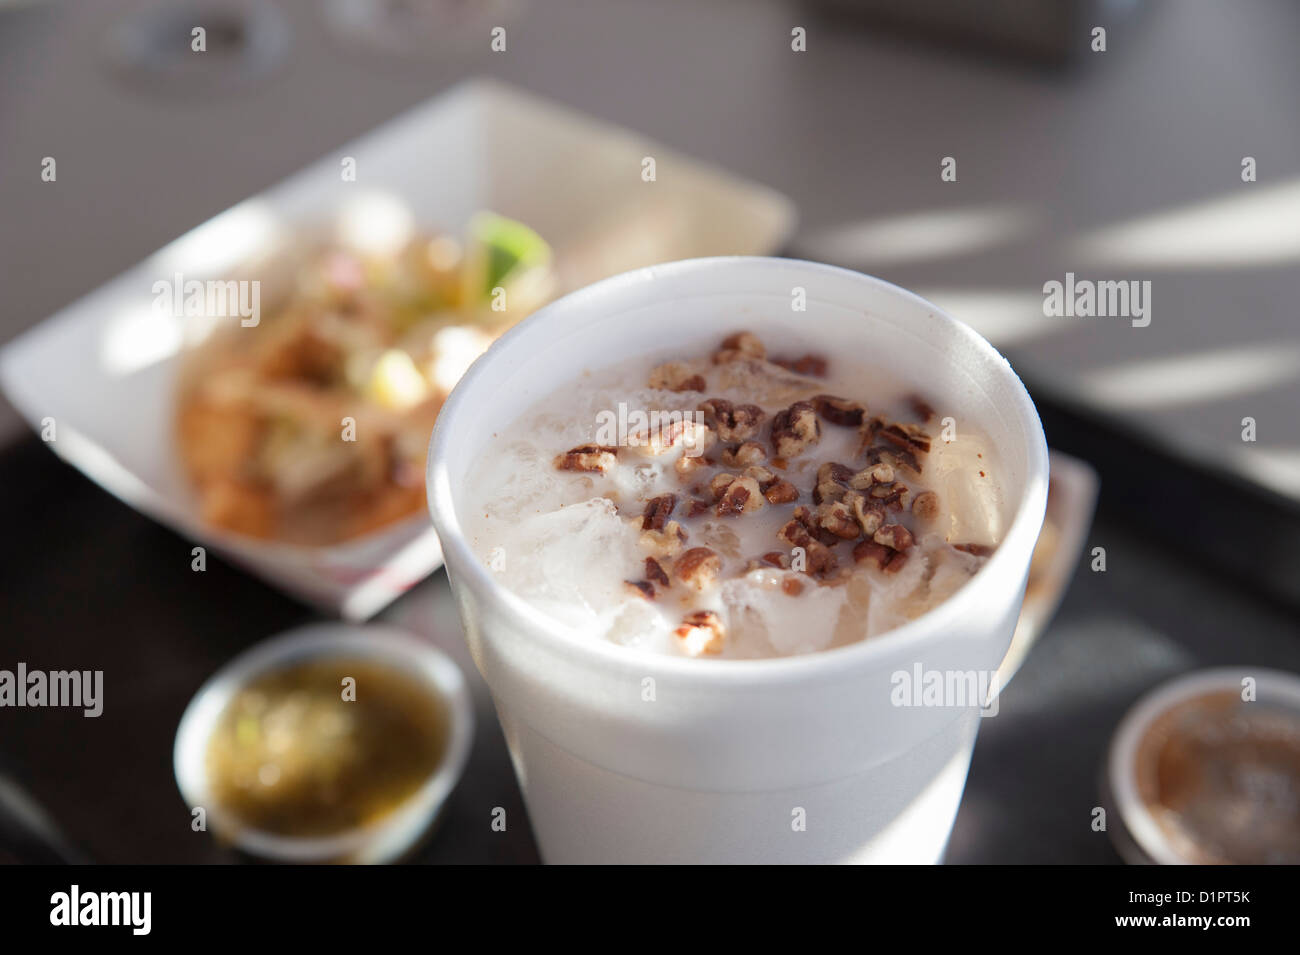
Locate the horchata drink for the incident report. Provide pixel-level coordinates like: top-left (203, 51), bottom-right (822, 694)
top-left (463, 330), bottom-right (1005, 659)
top-left (427, 257), bottom-right (1049, 863)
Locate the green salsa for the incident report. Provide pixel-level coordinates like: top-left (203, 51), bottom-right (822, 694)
top-left (206, 658), bottom-right (449, 838)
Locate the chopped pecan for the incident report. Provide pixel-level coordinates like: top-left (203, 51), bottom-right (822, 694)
top-left (771, 401), bottom-right (821, 459)
top-left (814, 461), bottom-right (854, 504)
top-left (707, 472), bottom-right (737, 501)
top-left (869, 481), bottom-right (912, 510)
top-left (628, 418), bottom-right (713, 457)
top-left (813, 479), bottom-right (845, 505)
top-left (858, 414), bottom-right (926, 475)
top-left (645, 556), bottom-right (671, 587)
top-left (873, 523), bottom-right (915, 552)
top-left (554, 444), bottom-right (618, 472)
top-left (648, 361), bottom-right (706, 393)
top-left (717, 475), bottom-right (764, 516)
top-left (879, 421), bottom-right (932, 455)
top-left (858, 415), bottom-right (883, 450)
top-left (852, 539), bottom-right (910, 574)
top-left (778, 511), bottom-right (839, 577)
top-left (803, 541), bottom-right (839, 577)
top-left (686, 498), bottom-right (711, 518)
top-left (817, 499), bottom-right (860, 539)
top-left (625, 579), bottom-right (656, 599)
top-left (777, 515), bottom-right (813, 550)
top-left (640, 520), bottom-right (688, 557)
top-left (873, 445), bottom-right (922, 477)
top-left (674, 454), bottom-right (710, 479)
top-left (761, 551), bottom-right (788, 568)
top-left (852, 538), bottom-right (886, 566)
top-left (792, 505), bottom-right (829, 539)
top-left (641, 494), bottom-right (678, 531)
top-left (911, 490), bottom-right (940, 521)
top-left (953, 542), bottom-right (995, 557)
top-left (721, 441), bottom-right (767, 468)
top-left (712, 331), bottom-right (766, 364)
top-left (818, 462), bottom-right (854, 484)
top-left (674, 610), bottom-right (726, 656)
top-left (771, 354), bottom-right (828, 377)
top-left (908, 395), bottom-right (936, 422)
top-left (848, 462), bottom-right (894, 489)
top-left (764, 479), bottom-right (799, 504)
top-left (698, 398), bottom-right (765, 442)
top-left (675, 546), bottom-right (722, 590)
top-left (782, 577), bottom-right (805, 597)
top-left (849, 493), bottom-right (885, 537)
top-left (813, 394), bottom-right (866, 427)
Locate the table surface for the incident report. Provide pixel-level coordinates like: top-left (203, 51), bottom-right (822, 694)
top-left (2, 0), bottom-right (1299, 864)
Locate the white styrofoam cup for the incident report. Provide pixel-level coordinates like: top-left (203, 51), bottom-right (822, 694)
top-left (428, 257), bottom-right (1049, 863)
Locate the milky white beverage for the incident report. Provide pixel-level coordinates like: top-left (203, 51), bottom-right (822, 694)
top-left (428, 257), bottom-right (1049, 864)
top-left (464, 331), bottom-right (1008, 659)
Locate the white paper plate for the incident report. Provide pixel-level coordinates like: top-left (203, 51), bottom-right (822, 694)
top-left (0, 79), bottom-right (795, 619)
top-left (995, 449), bottom-right (1100, 687)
